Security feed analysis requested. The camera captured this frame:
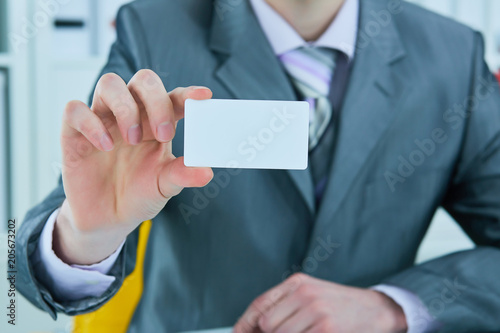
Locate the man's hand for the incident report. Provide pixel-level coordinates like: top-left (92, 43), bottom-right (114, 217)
top-left (53, 69), bottom-right (214, 265)
top-left (234, 273), bottom-right (408, 333)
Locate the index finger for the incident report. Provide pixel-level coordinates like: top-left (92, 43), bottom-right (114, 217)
top-left (169, 86), bottom-right (213, 121)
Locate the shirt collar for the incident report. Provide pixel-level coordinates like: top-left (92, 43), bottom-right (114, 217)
top-left (249, 0), bottom-right (359, 60)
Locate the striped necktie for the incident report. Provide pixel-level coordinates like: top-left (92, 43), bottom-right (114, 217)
top-left (279, 46), bottom-right (337, 150)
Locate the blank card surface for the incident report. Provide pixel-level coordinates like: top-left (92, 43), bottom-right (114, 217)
top-left (184, 99), bottom-right (309, 170)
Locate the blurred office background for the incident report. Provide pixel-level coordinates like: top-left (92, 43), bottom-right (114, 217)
top-left (0, 0), bottom-right (499, 332)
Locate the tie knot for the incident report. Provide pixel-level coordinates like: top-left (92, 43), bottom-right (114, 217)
top-left (295, 46), bottom-right (337, 69)
top-left (280, 46), bottom-right (337, 98)
top-left (279, 46), bottom-right (338, 150)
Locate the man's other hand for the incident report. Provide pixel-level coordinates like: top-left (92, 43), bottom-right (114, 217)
top-left (234, 273), bottom-right (408, 333)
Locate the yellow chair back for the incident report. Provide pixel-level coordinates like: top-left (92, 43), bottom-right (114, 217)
top-left (72, 220), bottom-right (152, 333)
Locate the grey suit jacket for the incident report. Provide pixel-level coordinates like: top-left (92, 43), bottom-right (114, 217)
top-left (17, 0), bottom-right (500, 332)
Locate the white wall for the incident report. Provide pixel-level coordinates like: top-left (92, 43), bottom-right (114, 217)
top-left (1, 1), bottom-right (127, 332)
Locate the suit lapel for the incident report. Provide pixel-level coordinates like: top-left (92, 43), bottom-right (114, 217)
top-left (313, 0), bottom-right (409, 237)
top-left (209, 0), bottom-right (316, 213)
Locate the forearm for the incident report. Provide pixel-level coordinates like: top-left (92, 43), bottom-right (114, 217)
top-left (33, 208), bottom-right (124, 301)
top-left (383, 247), bottom-right (500, 333)
top-left (16, 184), bottom-right (129, 317)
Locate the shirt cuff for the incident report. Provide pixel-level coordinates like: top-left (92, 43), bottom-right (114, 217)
top-left (372, 284), bottom-right (440, 333)
top-left (32, 208), bottom-right (125, 301)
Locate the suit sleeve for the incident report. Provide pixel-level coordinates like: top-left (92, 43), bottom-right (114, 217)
top-left (383, 32), bottom-right (500, 333)
top-left (33, 208), bottom-right (125, 301)
top-left (16, 5), bottom-right (148, 320)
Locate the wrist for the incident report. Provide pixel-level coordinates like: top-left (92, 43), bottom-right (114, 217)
top-left (372, 290), bottom-right (408, 333)
top-left (53, 200), bottom-right (128, 265)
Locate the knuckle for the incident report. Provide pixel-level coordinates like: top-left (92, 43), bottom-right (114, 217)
top-left (169, 87), bottom-right (183, 95)
top-left (114, 94), bottom-right (139, 119)
top-left (289, 272), bottom-right (308, 285)
top-left (134, 69), bottom-right (159, 84)
top-left (254, 296), bottom-right (278, 317)
top-left (64, 100), bottom-right (83, 116)
top-left (296, 283), bottom-right (316, 301)
top-left (75, 138), bottom-right (94, 156)
top-left (169, 86), bottom-right (189, 101)
top-left (136, 68), bottom-right (156, 77)
top-left (98, 72), bottom-right (122, 89)
top-left (252, 295), bottom-right (269, 312)
top-left (112, 102), bottom-right (134, 120)
top-left (285, 273), bottom-right (305, 292)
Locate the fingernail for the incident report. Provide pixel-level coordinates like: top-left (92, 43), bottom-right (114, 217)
top-left (157, 122), bottom-right (174, 142)
top-left (193, 86), bottom-right (209, 91)
top-left (100, 133), bottom-right (114, 151)
top-left (128, 124), bottom-right (142, 145)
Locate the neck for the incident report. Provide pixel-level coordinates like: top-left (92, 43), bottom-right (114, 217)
top-left (264, 0), bottom-right (346, 41)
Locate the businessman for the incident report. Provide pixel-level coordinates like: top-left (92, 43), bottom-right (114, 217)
top-left (17, 0), bottom-right (500, 332)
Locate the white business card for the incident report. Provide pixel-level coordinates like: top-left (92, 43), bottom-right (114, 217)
top-left (184, 99), bottom-right (309, 170)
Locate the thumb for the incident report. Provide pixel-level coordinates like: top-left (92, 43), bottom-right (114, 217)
top-left (158, 156), bottom-right (213, 198)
